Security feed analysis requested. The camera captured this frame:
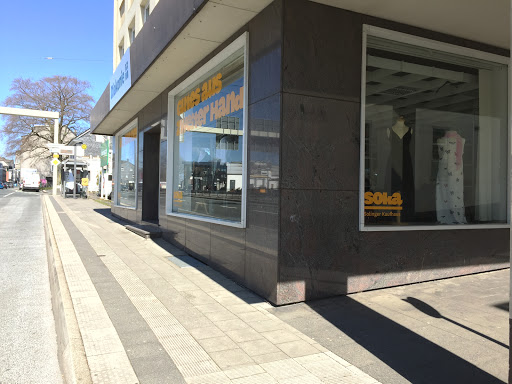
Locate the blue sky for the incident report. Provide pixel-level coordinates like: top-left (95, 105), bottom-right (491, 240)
top-left (0, 0), bottom-right (113, 159)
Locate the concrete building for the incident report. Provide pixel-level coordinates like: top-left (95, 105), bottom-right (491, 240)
top-left (91, 0), bottom-right (511, 308)
top-left (113, 0), bottom-right (160, 70)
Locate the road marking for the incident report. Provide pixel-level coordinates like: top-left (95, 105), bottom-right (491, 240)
top-left (3, 192), bottom-right (15, 198)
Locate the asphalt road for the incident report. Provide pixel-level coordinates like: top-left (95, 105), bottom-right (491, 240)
top-left (0, 189), bottom-right (62, 383)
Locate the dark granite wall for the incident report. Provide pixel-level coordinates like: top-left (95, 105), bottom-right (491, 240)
top-left (277, 0), bottom-right (509, 304)
top-left (112, 0), bottom-right (509, 306)
top-left (156, 1), bottom-right (284, 303)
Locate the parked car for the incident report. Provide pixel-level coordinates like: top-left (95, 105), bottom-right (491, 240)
top-left (0, 183), bottom-right (4, 189)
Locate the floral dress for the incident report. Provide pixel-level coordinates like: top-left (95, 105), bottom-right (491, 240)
top-left (436, 131), bottom-right (467, 224)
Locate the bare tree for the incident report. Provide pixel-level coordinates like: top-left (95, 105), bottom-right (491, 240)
top-left (1, 76), bottom-right (94, 161)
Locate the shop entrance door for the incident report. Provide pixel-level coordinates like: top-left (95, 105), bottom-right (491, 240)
top-left (142, 126), bottom-right (160, 222)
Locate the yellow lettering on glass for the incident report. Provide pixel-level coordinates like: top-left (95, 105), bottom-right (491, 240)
top-left (364, 192), bottom-right (403, 210)
top-left (177, 73), bottom-right (223, 115)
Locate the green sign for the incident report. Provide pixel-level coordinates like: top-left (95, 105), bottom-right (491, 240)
top-left (100, 140), bottom-right (109, 167)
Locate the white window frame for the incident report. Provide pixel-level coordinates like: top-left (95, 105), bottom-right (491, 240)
top-left (118, 39), bottom-right (125, 61)
top-left (129, 26), bottom-right (136, 44)
top-left (359, 25), bottom-right (511, 232)
top-left (166, 32), bottom-right (249, 228)
top-left (114, 118), bottom-right (138, 210)
top-left (142, 2), bottom-right (150, 24)
top-left (119, 0), bottom-right (125, 17)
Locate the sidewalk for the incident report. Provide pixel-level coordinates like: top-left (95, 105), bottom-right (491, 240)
top-left (43, 195), bottom-right (380, 384)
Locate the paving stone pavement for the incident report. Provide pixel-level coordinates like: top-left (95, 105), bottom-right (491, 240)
top-left (269, 268), bottom-right (510, 383)
top-left (44, 195), bottom-right (381, 384)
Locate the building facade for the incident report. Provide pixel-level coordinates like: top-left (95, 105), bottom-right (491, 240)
top-left (91, 0), bottom-right (510, 306)
top-left (113, 0), bottom-right (160, 70)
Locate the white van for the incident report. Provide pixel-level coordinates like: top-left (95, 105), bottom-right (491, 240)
top-left (21, 169), bottom-right (40, 192)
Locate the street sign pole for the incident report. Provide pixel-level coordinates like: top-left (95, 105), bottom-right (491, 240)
top-left (53, 118), bottom-right (59, 196)
top-left (73, 145), bottom-right (77, 199)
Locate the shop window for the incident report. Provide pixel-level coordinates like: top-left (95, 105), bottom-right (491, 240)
top-left (168, 35), bottom-right (247, 226)
top-left (116, 121), bottom-right (137, 208)
top-left (362, 28), bottom-right (508, 229)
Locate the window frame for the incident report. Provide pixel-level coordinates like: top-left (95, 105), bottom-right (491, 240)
top-left (118, 39), bottom-right (125, 61)
top-left (142, 2), bottom-right (150, 24)
top-left (114, 118), bottom-right (138, 210)
top-left (166, 32), bottom-right (249, 228)
top-left (119, 0), bottom-right (125, 18)
top-left (129, 26), bottom-right (136, 44)
top-left (359, 25), bottom-right (511, 232)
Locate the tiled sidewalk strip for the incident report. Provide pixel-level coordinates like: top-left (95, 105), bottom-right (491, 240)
top-left (50, 197), bottom-right (186, 384)
top-left (44, 197), bottom-right (139, 384)
top-left (53, 197), bottom-right (380, 384)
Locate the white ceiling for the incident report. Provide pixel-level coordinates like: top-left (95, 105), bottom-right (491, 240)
top-left (311, 0), bottom-right (510, 49)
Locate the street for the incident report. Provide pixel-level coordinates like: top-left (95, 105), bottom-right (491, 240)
top-left (0, 189), bottom-right (62, 383)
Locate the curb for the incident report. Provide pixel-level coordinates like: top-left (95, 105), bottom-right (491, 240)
top-left (42, 196), bottom-right (93, 384)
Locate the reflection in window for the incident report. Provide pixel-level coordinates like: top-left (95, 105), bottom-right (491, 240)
top-left (172, 49), bottom-right (245, 223)
top-left (363, 35), bottom-right (508, 227)
top-left (118, 125), bottom-right (137, 207)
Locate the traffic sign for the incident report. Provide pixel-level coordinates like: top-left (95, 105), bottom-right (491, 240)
top-left (81, 144), bottom-right (87, 150)
top-left (51, 158), bottom-right (61, 166)
top-left (53, 153), bottom-right (59, 158)
top-left (46, 143), bottom-right (84, 156)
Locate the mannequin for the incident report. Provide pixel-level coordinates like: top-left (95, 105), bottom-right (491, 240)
top-left (385, 116), bottom-right (414, 222)
top-left (387, 116), bottom-right (413, 139)
top-left (436, 130), bottom-right (466, 224)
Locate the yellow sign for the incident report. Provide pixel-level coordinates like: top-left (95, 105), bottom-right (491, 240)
top-left (81, 144), bottom-right (87, 150)
top-left (51, 158), bottom-right (60, 166)
top-left (364, 192), bottom-right (403, 218)
top-left (53, 153), bottom-right (59, 158)
top-left (177, 73), bottom-right (223, 115)
top-left (81, 178), bottom-right (89, 186)
top-left (176, 86), bottom-right (244, 137)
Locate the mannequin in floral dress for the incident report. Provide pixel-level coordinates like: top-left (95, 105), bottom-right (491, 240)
top-left (436, 131), bottom-right (467, 224)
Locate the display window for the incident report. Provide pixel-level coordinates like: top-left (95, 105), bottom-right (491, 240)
top-left (167, 34), bottom-right (247, 226)
top-left (361, 27), bottom-right (509, 229)
top-left (115, 120), bottom-right (138, 208)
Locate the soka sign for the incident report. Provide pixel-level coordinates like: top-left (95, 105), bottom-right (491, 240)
top-left (110, 48), bottom-right (131, 110)
top-left (364, 192), bottom-right (403, 218)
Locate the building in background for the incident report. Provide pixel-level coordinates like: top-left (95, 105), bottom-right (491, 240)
top-left (0, 158), bottom-right (17, 184)
top-left (68, 130), bottom-right (106, 194)
top-left (15, 126), bottom-right (53, 181)
top-left (91, 0), bottom-right (510, 306)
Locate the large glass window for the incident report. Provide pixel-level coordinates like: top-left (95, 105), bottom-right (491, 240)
top-left (117, 124), bottom-right (137, 207)
top-left (170, 46), bottom-right (245, 224)
top-left (363, 32), bottom-right (508, 227)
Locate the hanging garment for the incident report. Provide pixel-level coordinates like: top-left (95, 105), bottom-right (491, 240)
top-left (436, 131), bottom-right (467, 224)
top-left (385, 129), bottom-right (415, 221)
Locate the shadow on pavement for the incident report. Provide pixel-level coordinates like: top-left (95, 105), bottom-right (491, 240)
top-left (306, 296), bottom-right (505, 384)
top-left (494, 302), bottom-right (509, 312)
top-left (93, 208), bottom-right (129, 225)
top-left (404, 297), bottom-right (508, 350)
